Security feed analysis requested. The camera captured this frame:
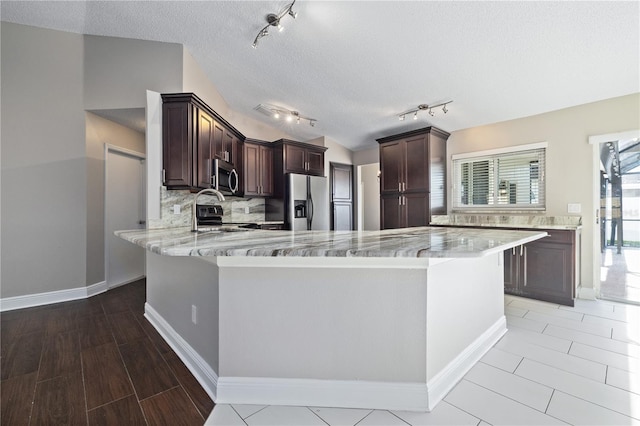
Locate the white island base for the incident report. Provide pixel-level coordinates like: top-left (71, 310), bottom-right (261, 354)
top-left (144, 252), bottom-right (506, 413)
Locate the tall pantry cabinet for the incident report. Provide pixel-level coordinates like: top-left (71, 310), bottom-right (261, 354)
top-left (377, 127), bottom-right (449, 229)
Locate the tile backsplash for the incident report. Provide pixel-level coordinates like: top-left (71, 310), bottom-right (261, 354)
top-left (148, 187), bottom-right (266, 229)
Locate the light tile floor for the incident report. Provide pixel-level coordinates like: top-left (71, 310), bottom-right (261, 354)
top-left (206, 296), bottom-right (640, 425)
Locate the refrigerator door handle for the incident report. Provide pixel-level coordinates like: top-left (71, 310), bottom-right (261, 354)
top-left (308, 196), bottom-right (314, 230)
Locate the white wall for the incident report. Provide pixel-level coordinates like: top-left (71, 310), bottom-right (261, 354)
top-left (448, 93), bottom-right (640, 293)
top-left (182, 50), bottom-right (294, 142)
top-left (359, 163), bottom-right (381, 231)
top-left (86, 112), bottom-right (145, 286)
top-left (1, 23), bottom-right (87, 298)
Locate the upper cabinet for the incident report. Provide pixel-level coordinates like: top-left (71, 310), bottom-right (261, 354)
top-left (162, 93), bottom-right (245, 190)
top-left (271, 139), bottom-right (328, 197)
top-left (377, 127), bottom-right (449, 229)
top-left (273, 139), bottom-right (327, 177)
top-left (243, 139), bottom-right (273, 197)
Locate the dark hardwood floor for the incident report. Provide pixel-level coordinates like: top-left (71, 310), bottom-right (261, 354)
top-left (1, 279), bottom-right (214, 425)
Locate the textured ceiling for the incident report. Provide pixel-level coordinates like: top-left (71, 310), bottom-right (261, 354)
top-left (2, 1), bottom-right (639, 150)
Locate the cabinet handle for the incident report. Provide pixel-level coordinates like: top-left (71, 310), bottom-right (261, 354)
top-left (399, 183), bottom-right (402, 192)
top-left (162, 169), bottom-right (166, 184)
top-left (520, 245), bottom-right (524, 256)
top-left (512, 247), bottom-right (515, 255)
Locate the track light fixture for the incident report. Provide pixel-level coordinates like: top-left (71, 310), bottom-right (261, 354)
top-left (252, 0), bottom-right (297, 48)
top-left (398, 100), bottom-right (453, 121)
top-left (255, 103), bottom-right (317, 127)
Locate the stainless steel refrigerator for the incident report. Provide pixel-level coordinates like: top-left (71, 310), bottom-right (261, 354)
top-left (287, 173), bottom-right (329, 230)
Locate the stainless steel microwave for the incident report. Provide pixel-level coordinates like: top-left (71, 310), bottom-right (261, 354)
top-left (212, 158), bottom-right (239, 195)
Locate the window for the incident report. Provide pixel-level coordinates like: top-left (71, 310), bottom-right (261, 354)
top-left (452, 143), bottom-right (546, 211)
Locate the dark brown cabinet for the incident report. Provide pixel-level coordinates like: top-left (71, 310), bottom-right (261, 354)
top-left (162, 93), bottom-right (244, 190)
top-left (377, 127), bottom-right (449, 229)
top-left (274, 140), bottom-right (326, 177)
top-left (381, 192), bottom-right (430, 229)
top-left (272, 140), bottom-right (328, 197)
top-left (504, 229), bottom-right (580, 306)
top-left (162, 100), bottom-right (194, 188)
top-left (243, 140), bottom-right (273, 197)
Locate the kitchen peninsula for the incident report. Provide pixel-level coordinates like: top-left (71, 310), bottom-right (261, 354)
top-left (116, 226), bottom-right (546, 412)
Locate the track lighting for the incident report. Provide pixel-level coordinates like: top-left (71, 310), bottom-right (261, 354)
top-left (252, 0), bottom-right (298, 48)
top-left (397, 100), bottom-right (452, 121)
top-left (255, 103), bottom-right (317, 127)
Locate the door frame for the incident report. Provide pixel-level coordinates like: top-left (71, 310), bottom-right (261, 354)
top-left (589, 129), bottom-right (640, 300)
top-left (104, 144), bottom-right (146, 289)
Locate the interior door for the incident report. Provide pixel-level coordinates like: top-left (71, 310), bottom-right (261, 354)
top-left (330, 162), bottom-right (354, 230)
top-left (106, 148), bottom-right (146, 288)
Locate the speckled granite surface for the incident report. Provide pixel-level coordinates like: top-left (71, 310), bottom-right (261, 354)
top-left (116, 226), bottom-right (546, 258)
top-left (431, 215), bottom-right (582, 230)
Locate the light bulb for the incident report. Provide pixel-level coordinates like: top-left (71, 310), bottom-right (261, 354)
top-left (413, 112), bottom-right (418, 120)
top-left (399, 115), bottom-right (405, 121)
top-left (273, 112), bottom-right (280, 119)
top-left (286, 115), bottom-right (293, 122)
top-left (429, 108), bottom-right (434, 116)
top-left (297, 117), bottom-right (300, 124)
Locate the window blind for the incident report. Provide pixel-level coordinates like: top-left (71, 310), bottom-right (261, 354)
top-left (452, 146), bottom-right (546, 211)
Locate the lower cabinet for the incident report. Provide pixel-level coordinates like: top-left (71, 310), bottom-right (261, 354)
top-left (504, 229), bottom-right (579, 306)
top-left (381, 192), bottom-right (429, 229)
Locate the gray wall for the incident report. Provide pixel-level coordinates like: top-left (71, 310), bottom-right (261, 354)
top-left (1, 23), bottom-right (87, 297)
top-left (84, 35), bottom-right (183, 110)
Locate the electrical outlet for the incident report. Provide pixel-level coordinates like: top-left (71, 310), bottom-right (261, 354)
top-left (567, 203), bottom-right (581, 214)
top-left (244, 206), bottom-right (250, 214)
top-left (173, 204), bottom-right (181, 214)
top-left (191, 305), bottom-right (197, 325)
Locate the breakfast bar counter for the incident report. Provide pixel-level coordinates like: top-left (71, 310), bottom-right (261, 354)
top-left (117, 226), bottom-right (545, 413)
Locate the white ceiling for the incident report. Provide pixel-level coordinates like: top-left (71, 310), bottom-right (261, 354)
top-left (2, 1), bottom-right (638, 150)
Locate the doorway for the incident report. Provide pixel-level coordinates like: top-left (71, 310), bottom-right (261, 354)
top-left (105, 145), bottom-right (146, 288)
top-left (591, 130), bottom-right (640, 305)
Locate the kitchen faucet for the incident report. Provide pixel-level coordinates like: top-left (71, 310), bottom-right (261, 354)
top-left (191, 188), bottom-right (225, 232)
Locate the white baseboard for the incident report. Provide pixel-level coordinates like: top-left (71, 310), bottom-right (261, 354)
top-left (425, 316), bottom-right (507, 410)
top-left (144, 303), bottom-right (218, 401)
top-left (0, 280), bottom-right (108, 312)
top-left (215, 317), bottom-right (507, 412)
top-left (577, 285), bottom-right (597, 300)
top-left (216, 377), bottom-right (428, 412)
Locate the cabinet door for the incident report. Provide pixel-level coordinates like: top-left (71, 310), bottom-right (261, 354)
top-left (380, 194), bottom-right (402, 229)
top-left (162, 102), bottom-right (193, 188)
top-left (306, 149), bottom-right (325, 176)
top-left (259, 145), bottom-right (274, 196)
top-left (523, 241), bottom-right (574, 302)
top-left (404, 192), bottom-right (429, 227)
top-left (284, 144), bottom-right (307, 174)
top-left (243, 143), bottom-right (260, 196)
top-left (222, 131), bottom-right (233, 163)
top-left (503, 247), bottom-right (520, 293)
top-left (212, 121), bottom-right (225, 162)
top-left (379, 141), bottom-right (403, 194)
top-left (404, 135), bottom-right (429, 192)
top-left (196, 109), bottom-right (215, 189)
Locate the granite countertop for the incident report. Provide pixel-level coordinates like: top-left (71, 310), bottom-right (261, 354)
top-left (115, 226), bottom-right (546, 258)
top-left (430, 215), bottom-right (582, 230)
